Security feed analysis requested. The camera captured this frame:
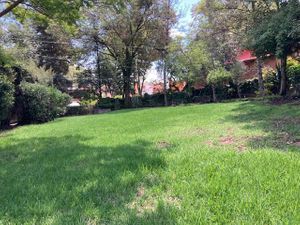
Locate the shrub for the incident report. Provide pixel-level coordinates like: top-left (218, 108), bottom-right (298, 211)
top-left (207, 68), bottom-right (232, 85)
top-left (0, 75), bottom-right (15, 126)
top-left (131, 96), bottom-right (143, 108)
top-left (170, 92), bottom-right (191, 105)
top-left (66, 99), bottom-right (97, 116)
top-left (142, 93), bottom-right (165, 107)
top-left (263, 67), bottom-right (279, 95)
top-left (240, 79), bottom-right (259, 97)
top-left (97, 97), bottom-right (115, 109)
top-left (66, 106), bottom-right (91, 116)
top-left (287, 58), bottom-right (300, 87)
top-left (20, 82), bottom-right (71, 123)
top-left (192, 95), bottom-right (211, 103)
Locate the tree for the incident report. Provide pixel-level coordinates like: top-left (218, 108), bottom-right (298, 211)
top-left (207, 68), bottom-right (232, 102)
top-left (0, 0), bottom-right (93, 23)
top-left (164, 38), bottom-right (210, 87)
top-left (249, 0), bottom-right (300, 95)
top-left (231, 61), bottom-right (246, 98)
top-left (78, 0), bottom-right (175, 106)
top-left (0, 74), bottom-right (15, 128)
top-left (193, 0), bottom-right (277, 97)
top-left (33, 23), bottom-right (74, 91)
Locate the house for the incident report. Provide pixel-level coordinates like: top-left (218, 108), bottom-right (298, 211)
top-left (236, 50), bottom-right (277, 80)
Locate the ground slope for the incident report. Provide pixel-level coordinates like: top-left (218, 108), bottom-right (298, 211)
top-left (0, 101), bottom-right (299, 224)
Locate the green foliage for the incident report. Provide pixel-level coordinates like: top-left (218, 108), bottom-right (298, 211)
top-left (66, 106), bottom-right (92, 116)
top-left (262, 67), bottom-right (280, 95)
top-left (249, 0), bottom-right (300, 59)
top-left (131, 96), bottom-right (143, 108)
top-left (20, 60), bottom-right (55, 85)
top-left (207, 68), bottom-right (232, 85)
top-left (166, 39), bottom-right (210, 82)
top-left (0, 48), bottom-right (14, 68)
top-left (20, 82), bottom-right (71, 123)
top-left (12, 0), bottom-right (88, 26)
top-left (66, 99), bottom-right (97, 116)
top-left (97, 98), bottom-right (120, 110)
top-left (0, 75), bottom-right (15, 123)
top-left (170, 92), bottom-right (191, 105)
top-left (287, 58), bottom-right (300, 87)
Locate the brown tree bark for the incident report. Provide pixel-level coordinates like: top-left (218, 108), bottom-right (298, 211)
top-left (122, 49), bottom-right (134, 107)
top-left (212, 85), bottom-right (217, 102)
top-left (0, 0), bottom-right (23, 18)
top-left (279, 55), bottom-right (288, 96)
top-left (237, 83), bottom-right (242, 99)
top-left (163, 58), bottom-right (168, 106)
top-left (257, 57), bottom-right (265, 97)
top-left (96, 44), bottom-right (102, 99)
top-left (123, 70), bottom-right (131, 107)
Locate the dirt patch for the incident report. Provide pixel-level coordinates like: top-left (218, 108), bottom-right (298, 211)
top-left (217, 135), bottom-right (253, 152)
top-left (205, 140), bottom-right (214, 147)
top-left (164, 195), bottom-right (181, 209)
top-left (85, 218), bottom-right (99, 225)
top-left (127, 185), bottom-right (157, 216)
top-left (237, 144), bottom-right (247, 152)
top-left (137, 186), bottom-right (145, 197)
top-left (156, 141), bottom-right (172, 149)
top-left (219, 136), bottom-right (235, 145)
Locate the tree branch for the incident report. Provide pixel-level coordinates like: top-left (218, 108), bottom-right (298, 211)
top-left (0, 0), bottom-right (24, 18)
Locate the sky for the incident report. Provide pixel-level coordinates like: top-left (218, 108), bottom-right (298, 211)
top-left (173, 0), bottom-right (199, 36)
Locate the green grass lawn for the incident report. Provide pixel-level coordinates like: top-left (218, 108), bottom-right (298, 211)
top-left (0, 100), bottom-right (300, 224)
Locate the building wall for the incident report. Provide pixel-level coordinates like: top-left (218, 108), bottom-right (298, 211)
top-left (240, 55), bottom-right (278, 81)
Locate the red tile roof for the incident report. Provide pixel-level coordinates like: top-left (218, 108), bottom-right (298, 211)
top-left (236, 50), bottom-right (257, 62)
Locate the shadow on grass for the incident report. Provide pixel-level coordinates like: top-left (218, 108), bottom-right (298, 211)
top-left (0, 135), bottom-right (177, 224)
top-left (224, 100), bottom-right (300, 151)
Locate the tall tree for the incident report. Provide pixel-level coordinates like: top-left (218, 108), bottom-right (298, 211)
top-left (79, 0), bottom-right (176, 106)
top-left (249, 0), bottom-right (300, 95)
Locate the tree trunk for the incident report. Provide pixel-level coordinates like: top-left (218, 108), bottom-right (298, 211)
top-left (212, 85), bottom-right (217, 102)
top-left (0, 0), bottom-right (23, 18)
top-left (96, 51), bottom-right (102, 99)
top-left (279, 55), bottom-right (288, 96)
top-left (237, 83), bottom-right (242, 99)
top-left (123, 50), bottom-right (133, 107)
top-left (138, 74), bottom-right (145, 96)
top-left (257, 57), bottom-right (264, 97)
top-left (123, 69), bottom-right (131, 107)
top-left (163, 58), bottom-right (168, 106)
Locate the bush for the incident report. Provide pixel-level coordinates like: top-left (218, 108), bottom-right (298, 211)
top-left (20, 82), bottom-right (71, 123)
top-left (131, 96), bottom-right (143, 108)
top-left (66, 106), bottom-right (91, 116)
top-left (170, 92), bottom-right (191, 105)
top-left (240, 79), bottom-right (259, 97)
top-left (97, 97), bottom-right (115, 109)
top-left (207, 68), bottom-right (232, 85)
top-left (142, 93), bottom-right (166, 107)
top-left (263, 67), bottom-right (279, 95)
top-left (287, 59), bottom-right (300, 87)
top-left (0, 75), bottom-right (14, 126)
top-left (192, 95), bottom-right (211, 103)
top-left (66, 99), bottom-right (97, 116)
